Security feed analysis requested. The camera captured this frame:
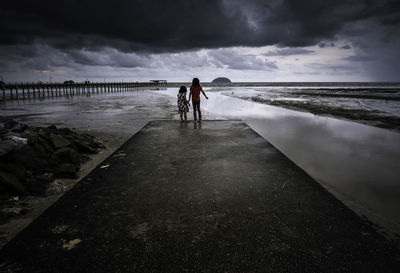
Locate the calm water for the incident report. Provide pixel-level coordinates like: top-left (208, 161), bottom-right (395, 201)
top-left (1, 84), bottom-right (400, 236)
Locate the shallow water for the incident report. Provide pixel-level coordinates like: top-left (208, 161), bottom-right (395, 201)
top-left (2, 87), bottom-right (400, 236)
top-left (163, 88), bottom-right (400, 235)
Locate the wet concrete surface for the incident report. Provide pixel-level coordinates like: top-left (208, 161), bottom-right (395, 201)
top-left (0, 120), bottom-right (398, 272)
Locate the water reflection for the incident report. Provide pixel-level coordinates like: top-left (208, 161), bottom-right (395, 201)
top-left (163, 89), bottom-right (400, 235)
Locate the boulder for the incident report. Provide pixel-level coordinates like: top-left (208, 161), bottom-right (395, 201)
top-left (0, 162), bottom-right (27, 180)
top-left (54, 147), bottom-right (74, 159)
top-left (0, 170), bottom-right (26, 194)
top-left (50, 134), bottom-right (71, 149)
top-left (0, 139), bottom-right (17, 157)
top-left (9, 145), bottom-right (52, 172)
top-left (11, 123), bottom-right (28, 133)
top-left (25, 176), bottom-right (48, 195)
top-left (37, 136), bottom-right (55, 153)
top-left (54, 163), bottom-right (79, 179)
top-left (72, 139), bottom-right (98, 154)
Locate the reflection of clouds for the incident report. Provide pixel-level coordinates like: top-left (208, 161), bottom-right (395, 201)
top-left (166, 88), bottom-right (400, 234)
top-left (246, 116), bottom-right (400, 233)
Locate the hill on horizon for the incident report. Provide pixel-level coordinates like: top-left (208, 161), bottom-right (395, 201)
top-left (212, 77), bottom-right (231, 83)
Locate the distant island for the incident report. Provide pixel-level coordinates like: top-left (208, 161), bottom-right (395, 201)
top-left (212, 77), bottom-right (231, 83)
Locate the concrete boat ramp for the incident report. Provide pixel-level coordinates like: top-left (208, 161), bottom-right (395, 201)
top-left (0, 120), bottom-right (398, 272)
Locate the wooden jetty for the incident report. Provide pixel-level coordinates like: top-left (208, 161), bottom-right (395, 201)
top-left (0, 80), bottom-right (167, 101)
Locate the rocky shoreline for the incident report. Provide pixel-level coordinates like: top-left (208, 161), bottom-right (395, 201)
top-left (0, 118), bottom-right (105, 225)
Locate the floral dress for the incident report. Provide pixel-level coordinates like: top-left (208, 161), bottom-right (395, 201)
top-left (177, 93), bottom-right (189, 113)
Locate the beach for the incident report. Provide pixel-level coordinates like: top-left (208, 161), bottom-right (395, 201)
top-left (1, 83), bottom-right (400, 248)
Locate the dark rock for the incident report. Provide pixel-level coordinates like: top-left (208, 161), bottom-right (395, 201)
top-left (58, 127), bottom-right (74, 136)
top-left (11, 123), bottom-right (28, 133)
top-left (0, 170), bottom-right (26, 194)
top-left (21, 128), bottom-right (39, 143)
top-left (37, 136), bottom-right (55, 153)
top-left (50, 154), bottom-right (62, 166)
top-left (70, 150), bottom-right (87, 164)
top-left (50, 134), bottom-right (71, 149)
top-left (25, 177), bottom-right (47, 195)
top-left (0, 162), bottom-right (27, 180)
top-left (54, 163), bottom-right (79, 179)
top-left (47, 125), bottom-right (57, 131)
top-left (9, 145), bottom-right (52, 172)
top-left (3, 119), bottom-right (18, 130)
top-left (72, 139), bottom-right (97, 154)
top-left (54, 147), bottom-right (75, 159)
top-left (24, 173), bottom-right (53, 195)
top-left (54, 147), bottom-right (86, 164)
top-left (0, 139), bottom-right (16, 157)
top-left (31, 141), bottom-right (47, 155)
top-left (0, 122), bottom-right (5, 134)
top-left (0, 119), bottom-right (104, 197)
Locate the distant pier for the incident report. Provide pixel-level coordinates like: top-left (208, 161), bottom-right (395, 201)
top-left (0, 80), bottom-right (167, 101)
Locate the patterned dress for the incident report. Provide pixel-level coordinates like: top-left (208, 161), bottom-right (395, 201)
top-left (177, 93), bottom-right (189, 113)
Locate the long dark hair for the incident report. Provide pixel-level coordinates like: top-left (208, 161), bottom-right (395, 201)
top-left (192, 78), bottom-right (200, 87)
top-left (179, 86), bottom-right (187, 93)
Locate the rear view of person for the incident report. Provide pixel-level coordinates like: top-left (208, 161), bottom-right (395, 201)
top-left (177, 86), bottom-right (190, 122)
top-left (189, 78), bottom-right (208, 123)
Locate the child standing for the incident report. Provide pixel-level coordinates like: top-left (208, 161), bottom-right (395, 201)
top-left (189, 78), bottom-right (208, 123)
top-left (177, 86), bottom-right (190, 122)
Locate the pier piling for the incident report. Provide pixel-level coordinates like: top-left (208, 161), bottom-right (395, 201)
top-left (0, 80), bottom-right (167, 102)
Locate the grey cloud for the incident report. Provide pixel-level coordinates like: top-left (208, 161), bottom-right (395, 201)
top-left (263, 48), bottom-right (315, 56)
top-left (208, 49), bottom-right (277, 70)
top-left (345, 55), bottom-right (377, 62)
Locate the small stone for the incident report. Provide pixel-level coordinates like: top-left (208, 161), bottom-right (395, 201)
top-left (62, 238), bottom-right (82, 250)
top-left (52, 225), bottom-right (68, 234)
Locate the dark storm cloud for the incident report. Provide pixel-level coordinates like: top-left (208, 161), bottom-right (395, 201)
top-left (66, 49), bottom-right (150, 68)
top-left (1, 0), bottom-right (399, 53)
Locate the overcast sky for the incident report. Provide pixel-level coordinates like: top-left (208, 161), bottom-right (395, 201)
top-left (1, 0), bottom-right (399, 82)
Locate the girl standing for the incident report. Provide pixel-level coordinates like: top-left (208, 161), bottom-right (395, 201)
top-left (189, 78), bottom-right (208, 123)
top-left (177, 86), bottom-right (190, 121)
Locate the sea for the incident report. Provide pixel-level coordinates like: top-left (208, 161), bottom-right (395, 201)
top-left (1, 82), bottom-right (400, 238)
